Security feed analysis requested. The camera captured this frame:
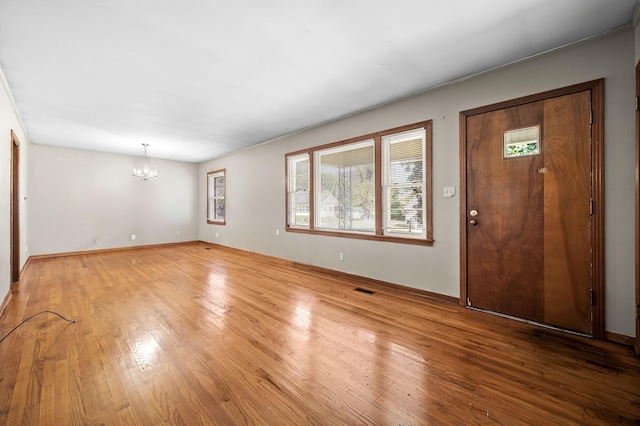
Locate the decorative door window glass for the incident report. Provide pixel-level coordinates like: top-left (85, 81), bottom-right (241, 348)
top-left (504, 126), bottom-right (540, 158)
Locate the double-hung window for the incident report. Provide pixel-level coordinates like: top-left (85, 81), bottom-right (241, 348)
top-left (285, 121), bottom-right (432, 245)
top-left (287, 154), bottom-right (310, 227)
top-left (382, 128), bottom-right (426, 236)
top-left (207, 169), bottom-right (226, 224)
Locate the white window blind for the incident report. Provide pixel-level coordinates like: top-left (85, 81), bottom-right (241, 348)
top-left (382, 129), bottom-right (425, 236)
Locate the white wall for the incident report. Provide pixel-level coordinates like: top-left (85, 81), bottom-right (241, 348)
top-left (199, 28), bottom-right (636, 337)
top-left (0, 68), bottom-right (29, 305)
top-left (28, 145), bottom-right (198, 255)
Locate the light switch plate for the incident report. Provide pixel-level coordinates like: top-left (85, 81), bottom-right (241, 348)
top-left (443, 186), bottom-right (455, 198)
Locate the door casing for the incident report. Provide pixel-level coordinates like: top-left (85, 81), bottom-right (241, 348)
top-left (635, 62), bottom-right (640, 355)
top-left (459, 79), bottom-right (605, 339)
top-left (10, 130), bottom-right (20, 285)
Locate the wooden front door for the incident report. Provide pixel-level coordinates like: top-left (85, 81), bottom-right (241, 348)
top-left (461, 82), bottom-right (604, 336)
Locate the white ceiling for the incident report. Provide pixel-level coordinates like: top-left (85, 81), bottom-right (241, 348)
top-left (0, 0), bottom-right (638, 163)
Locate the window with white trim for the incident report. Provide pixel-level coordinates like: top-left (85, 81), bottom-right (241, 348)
top-left (207, 169), bottom-right (226, 224)
top-left (285, 121), bottom-right (432, 245)
top-left (382, 128), bottom-right (425, 237)
top-left (287, 154), bottom-right (310, 227)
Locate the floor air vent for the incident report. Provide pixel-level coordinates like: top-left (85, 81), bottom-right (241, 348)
top-left (353, 287), bottom-right (375, 295)
top-left (204, 247), bottom-right (212, 250)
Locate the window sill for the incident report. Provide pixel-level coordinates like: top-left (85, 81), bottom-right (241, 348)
top-left (207, 220), bottom-right (226, 225)
top-left (285, 227), bottom-right (433, 246)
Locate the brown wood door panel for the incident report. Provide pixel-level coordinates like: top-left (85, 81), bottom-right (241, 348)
top-left (466, 102), bottom-right (545, 322)
top-left (465, 91), bottom-right (593, 334)
top-left (542, 92), bottom-right (592, 333)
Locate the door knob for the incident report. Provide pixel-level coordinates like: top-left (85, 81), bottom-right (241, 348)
top-left (469, 209), bottom-right (478, 217)
top-left (469, 219), bottom-right (477, 226)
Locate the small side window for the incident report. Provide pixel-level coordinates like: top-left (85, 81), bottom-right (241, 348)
top-left (286, 153), bottom-right (310, 228)
top-left (207, 169), bottom-right (226, 224)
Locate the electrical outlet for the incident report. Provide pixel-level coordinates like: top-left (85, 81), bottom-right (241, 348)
top-left (131, 234), bottom-right (136, 240)
top-left (176, 230), bottom-right (180, 235)
top-left (276, 229), bottom-right (279, 236)
top-left (216, 233), bottom-right (219, 238)
top-left (339, 252), bottom-right (344, 261)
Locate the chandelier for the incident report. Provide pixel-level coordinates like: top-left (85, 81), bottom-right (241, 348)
top-left (133, 143), bottom-right (158, 181)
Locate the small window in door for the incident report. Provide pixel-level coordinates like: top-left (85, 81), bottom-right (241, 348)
top-left (504, 126), bottom-right (540, 158)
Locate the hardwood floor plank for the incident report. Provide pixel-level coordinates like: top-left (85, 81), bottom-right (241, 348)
top-left (0, 242), bottom-right (638, 425)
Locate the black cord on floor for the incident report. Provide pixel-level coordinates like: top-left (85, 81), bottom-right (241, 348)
top-left (0, 310), bottom-right (77, 345)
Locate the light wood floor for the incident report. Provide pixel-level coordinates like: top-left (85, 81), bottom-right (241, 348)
top-left (1, 242), bottom-right (639, 425)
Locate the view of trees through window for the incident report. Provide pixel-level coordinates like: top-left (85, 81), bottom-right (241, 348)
top-left (505, 141), bottom-right (539, 158)
top-left (504, 126), bottom-right (539, 158)
top-left (213, 176), bottom-right (225, 220)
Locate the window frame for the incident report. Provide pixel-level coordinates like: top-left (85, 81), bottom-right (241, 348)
top-left (287, 153), bottom-right (311, 228)
top-left (285, 120), bottom-right (433, 246)
top-left (207, 169), bottom-right (226, 225)
top-left (381, 127), bottom-right (427, 238)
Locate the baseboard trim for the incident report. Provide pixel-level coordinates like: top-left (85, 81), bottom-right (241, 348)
top-left (605, 331), bottom-right (636, 347)
top-left (292, 261), bottom-right (459, 305)
top-left (201, 241), bottom-right (293, 267)
top-left (0, 289), bottom-right (12, 319)
top-left (202, 241), bottom-right (459, 306)
top-left (29, 241), bottom-right (202, 261)
top-left (16, 256), bottom-right (32, 285)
